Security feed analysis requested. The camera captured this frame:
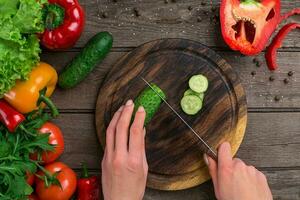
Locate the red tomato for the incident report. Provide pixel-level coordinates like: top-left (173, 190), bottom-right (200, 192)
top-left (26, 171), bottom-right (35, 186)
top-left (29, 194), bottom-right (40, 200)
top-left (32, 122), bottom-right (64, 164)
top-left (35, 162), bottom-right (77, 200)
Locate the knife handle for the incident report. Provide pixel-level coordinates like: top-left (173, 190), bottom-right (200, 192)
top-left (205, 149), bottom-right (218, 162)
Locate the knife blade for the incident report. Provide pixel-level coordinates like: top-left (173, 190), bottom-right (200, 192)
top-left (140, 77), bottom-right (217, 160)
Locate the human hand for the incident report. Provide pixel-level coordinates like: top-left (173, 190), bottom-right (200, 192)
top-left (204, 142), bottom-right (273, 200)
top-left (101, 100), bottom-right (148, 200)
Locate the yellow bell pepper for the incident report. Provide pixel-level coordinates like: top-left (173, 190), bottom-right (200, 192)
top-left (4, 62), bottom-right (59, 116)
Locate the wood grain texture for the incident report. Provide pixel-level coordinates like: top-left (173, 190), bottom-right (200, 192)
top-left (42, 50), bottom-right (300, 110)
top-left (55, 112), bottom-right (300, 169)
top-left (55, 112), bottom-right (300, 199)
top-left (80, 169), bottom-right (300, 200)
top-left (73, 0), bottom-right (300, 49)
top-left (95, 39), bottom-right (247, 190)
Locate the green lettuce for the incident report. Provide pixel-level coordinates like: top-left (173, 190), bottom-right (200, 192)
top-left (0, 0), bottom-right (46, 96)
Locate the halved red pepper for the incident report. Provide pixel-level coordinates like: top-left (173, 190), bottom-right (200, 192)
top-left (220, 0), bottom-right (281, 55)
top-left (41, 0), bottom-right (85, 50)
top-left (266, 23), bottom-right (300, 70)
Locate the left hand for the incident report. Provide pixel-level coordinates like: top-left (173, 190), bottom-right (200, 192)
top-left (101, 99), bottom-right (148, 200)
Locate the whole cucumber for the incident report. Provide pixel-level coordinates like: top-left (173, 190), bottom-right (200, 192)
top-left (134, 84), bottom-right (166, 126)
top-left (58, 32), bottom-right (113, 89)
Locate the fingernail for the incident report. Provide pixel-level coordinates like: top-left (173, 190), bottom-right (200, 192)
top-left (137, 106), bottom-right (145, 112)
top-left (126, 99), bottom-right (133, 106)
top-left (118, 106), bottom-right (124, 112)
top-left (203, 154), bottom-right (209, 166)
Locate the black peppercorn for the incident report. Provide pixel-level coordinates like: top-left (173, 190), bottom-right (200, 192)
top-left (274, 95), bottom-right (281, 102)
top-left (288, 71), bottom-right (294, 77)
top-left (133, 7), bottom-right (140, 17)
top-left (102, 12), bottom-right (108, 18)
top-left (251, 71), bottom-right (256, 76)
top-left (269, 76), bottom-right (275, 82)
top-left (284, 78), bottom-right (289, 84)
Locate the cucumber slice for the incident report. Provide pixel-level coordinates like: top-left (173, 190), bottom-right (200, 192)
top-left (180, 95), bottom-right (203, 115)
top-left (188, 74), bottom-right (209, 93)
top-left (184, 89), bottom-right (204, 100)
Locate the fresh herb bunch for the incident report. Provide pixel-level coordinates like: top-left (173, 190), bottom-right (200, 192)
top-left (0, 109), bottom-right (53, 200)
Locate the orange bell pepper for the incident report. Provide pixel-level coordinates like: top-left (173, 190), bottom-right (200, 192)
top-left (4, 62), bottom-right (59, 116)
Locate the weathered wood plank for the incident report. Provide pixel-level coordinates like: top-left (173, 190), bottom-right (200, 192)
top-left (72, 0), bottom-right (300, 48)
top-left (41, 50), bottom-right (300, 109)
top-left (81, 169), bottom-right (300, 200)
top-left (54, 112), bottom-right (300, 169)
top-left (145, 169), bottom-right (300, 200)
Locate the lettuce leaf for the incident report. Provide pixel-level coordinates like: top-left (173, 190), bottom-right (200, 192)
top-left (0, 0), bottom-right (46, 97)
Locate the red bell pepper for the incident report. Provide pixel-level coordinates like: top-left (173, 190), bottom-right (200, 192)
top-left (220, 0), bottom-right (281, 55)
top-left (0, 99), bottom-right (25, 132)
top-left (266, 23), bottom-right (300, 70)
top-left (77, 163), bottom-right (100, 200)
top-left (41, 0), bottom-right (85, 50)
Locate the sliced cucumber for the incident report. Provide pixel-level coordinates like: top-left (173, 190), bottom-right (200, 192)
top-left (180, 95), bottom-right (203, 115)
top-left (184, 89), bottom-right (204, 100)
top-left (188, 74), bottom-right (209, 93)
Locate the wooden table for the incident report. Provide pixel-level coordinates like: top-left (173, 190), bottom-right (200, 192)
top-left (41, 0), bottom-right (300, 199)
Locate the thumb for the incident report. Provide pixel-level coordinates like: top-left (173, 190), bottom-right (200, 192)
top-left (204, 154), bottom-right (219, 199)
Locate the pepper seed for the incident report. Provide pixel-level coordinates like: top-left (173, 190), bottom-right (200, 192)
top-left (284, 78), bottom-right (289, 84)
top-left (188, 6), bottom-right (193, 11)
top-left (251, 71), bottom-right (256, 76)
top-left (269, 76), bottom-right (275, 82)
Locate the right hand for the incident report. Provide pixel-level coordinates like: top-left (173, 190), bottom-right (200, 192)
top-left (204, 142), bottom-right (273, 200)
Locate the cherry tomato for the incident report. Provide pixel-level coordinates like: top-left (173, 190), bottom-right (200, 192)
top-left (35, 162), bottom-right (77, 200)
top-left (29, 194), bottom-right (40, 200)
top-left (32, 122), bottom-right (64, 164)
top-left (26, 171), bottom-right (35, 186)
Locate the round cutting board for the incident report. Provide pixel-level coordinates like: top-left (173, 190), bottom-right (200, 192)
top-left (96, 39), bottom-right (247, 190)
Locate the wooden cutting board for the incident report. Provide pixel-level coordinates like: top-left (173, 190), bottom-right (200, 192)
top-left (95, 39), bottom-right (247, 190)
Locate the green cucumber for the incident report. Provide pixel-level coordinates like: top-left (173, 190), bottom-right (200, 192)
top-left (58, 32), bottom-right (113, 89)
top-left (134, 84), bottom-right (166, 125)
top-left (184, 89), bottom-right (204, 100)
top-left (180, 95), bottom-right (203, 115)
top-left (188, 74), bottom-right (209, 93)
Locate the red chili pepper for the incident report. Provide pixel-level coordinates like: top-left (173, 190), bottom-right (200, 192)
top-left (41, 0), bottom-right (85, 50)
top-left (281, 8), bottom-right (300, 22)
top-left (77, 163), bottom-right (100, 200)
top-left (220, 0), bottom-right (281, 55)
top-left (265, 23), bottom-right (300, 70)
top-left (0, 99), bottom-right (25, 132)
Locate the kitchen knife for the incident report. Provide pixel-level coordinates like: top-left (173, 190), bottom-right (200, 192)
top-left (140, 77), bottom-right (218, 161)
